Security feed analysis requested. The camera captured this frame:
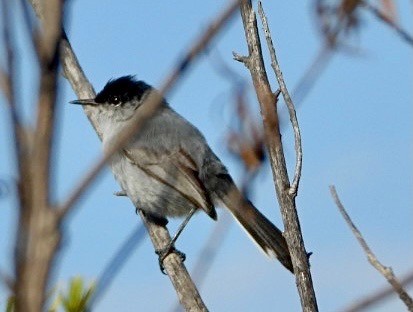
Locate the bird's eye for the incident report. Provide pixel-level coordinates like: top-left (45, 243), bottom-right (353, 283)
top-left (110, 95), bottom-right (121, 105)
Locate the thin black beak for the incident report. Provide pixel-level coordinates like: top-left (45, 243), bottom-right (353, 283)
top-left (70, 99), bottom-right (98, 106)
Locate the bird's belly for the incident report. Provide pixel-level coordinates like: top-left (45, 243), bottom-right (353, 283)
top-left (110, 154), bottom-right (196, 218)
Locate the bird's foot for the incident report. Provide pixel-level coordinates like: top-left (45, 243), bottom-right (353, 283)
top-left (114, 190), bottom-right (127, 196)
top-left (155, 246), bottom-right (186, 275)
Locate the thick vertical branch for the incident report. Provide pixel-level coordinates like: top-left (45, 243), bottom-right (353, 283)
top-left (14, 1), bottom-right (64, 311)
top-left (234, 1), bottom-right (318, 311)
top-left (32, 0), bottom-right (62, 205)
top-left (0, 1), bottom-right (33, 308)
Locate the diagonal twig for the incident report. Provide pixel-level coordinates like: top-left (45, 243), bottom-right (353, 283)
top-left (341, 270), bottom-right (413, 312)
top-left (257, 1), bottom-right (303, 197)
top-left (330, 185), bottom-right (413, 311)
top-left (0, 0), bottom-right (24, 169)
top-left (87, 224), bottom-right (147, 309)
top-left (361, 1), bottom-right (413, 47)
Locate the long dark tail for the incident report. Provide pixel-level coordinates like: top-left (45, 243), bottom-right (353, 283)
top-left (221, 186), bottom-right (293, 273)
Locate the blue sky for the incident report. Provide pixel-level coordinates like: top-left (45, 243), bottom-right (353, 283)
top-left (0, 1), bottom-right (412, 311)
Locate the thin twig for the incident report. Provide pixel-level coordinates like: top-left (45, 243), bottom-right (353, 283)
top-left (341, 270), bottom-right (413, 312)
top-left (0, 0), bottom-right (23, 157)
top-left (361, 1), bottom-right (413, 46)
top-left (18, 0), bottom-right (40, 58)
top-left (329, 185), bottom-right (413, 311)
top-left (0, 0), bottom-right (29, 165)
top-left (257, 1), bottom-right (303, 197)
top-left (291, 0), bottom-right (411, 111)
top-left (236, 1), bottom-right (318, 311)
top-left (291, 46), bottom-right (333, 106)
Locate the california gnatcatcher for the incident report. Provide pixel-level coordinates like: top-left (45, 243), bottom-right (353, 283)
top-left (71, 76), bottom-right (293, 272)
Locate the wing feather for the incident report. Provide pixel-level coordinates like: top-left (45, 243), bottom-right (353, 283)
top-left (122, 147), bottom-right (216, 219)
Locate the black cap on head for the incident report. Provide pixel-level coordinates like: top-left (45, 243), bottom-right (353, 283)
top-left (95, 75), bottom-right (152, 105)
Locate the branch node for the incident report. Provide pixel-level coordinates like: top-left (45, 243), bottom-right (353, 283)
top-left (288, 185), bottom-right (298, 197)
top-left (232, 51), bottom-right (250, 66)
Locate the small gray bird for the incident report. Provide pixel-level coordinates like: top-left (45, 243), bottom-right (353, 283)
top-left (71, 75), bottom-right (293, 272)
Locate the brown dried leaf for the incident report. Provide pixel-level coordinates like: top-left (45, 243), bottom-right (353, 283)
top-left (379, 0), bottom-right (398, 23)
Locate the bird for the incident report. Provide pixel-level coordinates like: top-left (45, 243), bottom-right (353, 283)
top-left (70, 75), bottom-right (293, 272)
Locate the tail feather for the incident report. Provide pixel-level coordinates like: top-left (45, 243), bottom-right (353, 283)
top-left (222, 187), bottom-right (293, 272)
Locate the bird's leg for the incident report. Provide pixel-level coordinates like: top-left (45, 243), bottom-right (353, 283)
top-left (155, 207), bottom-right (197, 274)
top-left (140, 210), bottom-right (169, 227)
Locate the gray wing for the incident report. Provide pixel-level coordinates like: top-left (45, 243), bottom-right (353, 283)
top-left (122, 146), bottom-right (217, 220)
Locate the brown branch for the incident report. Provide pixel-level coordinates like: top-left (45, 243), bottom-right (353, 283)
top-left (235, 1), bottom-right (318, 311)
top-left (341, 270), bottom-right (413, 312)
top-left (257, 1), bottom-right (302, 197)
top-left (329, 185), bottom-right (413, 311)
top-left (137, 211), bottom-right (208, 311)
top-left (31, 0), bottom-right (62, 209)
top-left (12, 0), bottom-right (64, 311)
top-left (0, 0), bottom-right (31, 307)
top-left (291, 0), bottom-right (411, 113)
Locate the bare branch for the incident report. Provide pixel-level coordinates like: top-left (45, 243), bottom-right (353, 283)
top-left (232, 52), bottom-right (250, 65)
top-left (88, 224), bottom-right (146, 309)
top-left (257, 1), bottom-right (303, 197)
top-left (13, 0), bottom-right (64, 310)
top-left (1, 0), bottom-right (24, 157)
top-left (137, 211), bottom-right (208, 311)
top-left (341, 270), bottom-right (413, 312)
top-left (330, 185), bottom-right (413, 311)
top-left (291, 46), bottom-right (333, 106)
top-left (31, 0), bottom-right (63, 205)
top-left (236, 1), bottom-right (318, 310)
top-left (18, 0), bottom-right (40, 58)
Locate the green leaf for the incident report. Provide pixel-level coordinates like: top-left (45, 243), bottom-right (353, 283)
top-left (59, 277), bottom-right (95, 312)
top-left (6, 295), bottom-right (15, 312)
